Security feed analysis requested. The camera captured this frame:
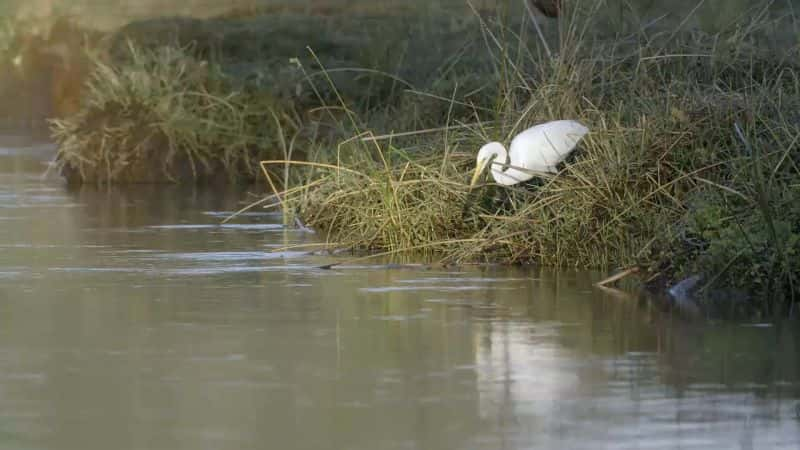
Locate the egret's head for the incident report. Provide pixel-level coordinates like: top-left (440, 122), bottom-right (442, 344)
top-left (470, 142), bottom-right (506, 187)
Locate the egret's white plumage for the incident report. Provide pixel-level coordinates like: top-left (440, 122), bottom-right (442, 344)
top-left (471, 120), bottom-right (589, 186)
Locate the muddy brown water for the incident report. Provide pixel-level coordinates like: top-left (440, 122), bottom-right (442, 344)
top-left (1, 136), bottom-right (798, 450)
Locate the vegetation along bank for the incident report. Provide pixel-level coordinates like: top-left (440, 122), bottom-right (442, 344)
top-left (1, 1), bottom-right (798, 317)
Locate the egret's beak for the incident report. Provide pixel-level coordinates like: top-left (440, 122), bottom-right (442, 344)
top-left (470, 158), bottom-right (491, 188)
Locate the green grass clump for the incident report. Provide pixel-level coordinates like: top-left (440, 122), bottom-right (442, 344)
top-left (51, 42), bottom-right (293, 183)
top-left (652, 122), bottom-right (800, 313)
top-left (278, 143), bottom-right (477, 256)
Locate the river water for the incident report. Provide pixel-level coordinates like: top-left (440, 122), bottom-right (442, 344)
top-left (0, 136), bottom-right (798, 449)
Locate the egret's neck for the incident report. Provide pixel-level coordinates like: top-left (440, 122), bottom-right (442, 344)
top-left (486, 144), bottom-right (525, 186)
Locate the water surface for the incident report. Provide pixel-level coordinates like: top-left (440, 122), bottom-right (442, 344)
top-left (1, 137), bottom-right (798, 450)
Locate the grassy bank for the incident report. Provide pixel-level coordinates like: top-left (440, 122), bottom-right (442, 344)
top-left (51, 43), bottom-right (293, 183)
top-left (6, 1), bottom-right (798, 315)
top-left (267, 2), bottom-right (799, 316)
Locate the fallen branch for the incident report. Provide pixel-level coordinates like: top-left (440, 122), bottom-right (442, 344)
top-left (595, 266), bottom-right (640, 287)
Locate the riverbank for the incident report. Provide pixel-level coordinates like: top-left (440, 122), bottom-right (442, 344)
top-left (268, 3), bottom-right (800, 317)
top-left (3, 2), bottom-right (798, 316)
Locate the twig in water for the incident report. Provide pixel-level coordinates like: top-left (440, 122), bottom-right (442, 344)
top-left (595, 266), bottom-right (640, 287)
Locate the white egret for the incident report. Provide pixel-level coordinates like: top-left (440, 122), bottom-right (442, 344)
top-left (470, 120), bottom-right (589, 187)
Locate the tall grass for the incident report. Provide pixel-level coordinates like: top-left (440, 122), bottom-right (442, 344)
top-left (51, 42), bottom-right (297, 183)
top-left (48, 8), bottom-right (500, 183)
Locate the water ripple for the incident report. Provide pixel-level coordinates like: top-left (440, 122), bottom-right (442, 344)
top-left (154, 251), bottom-right (308, 261)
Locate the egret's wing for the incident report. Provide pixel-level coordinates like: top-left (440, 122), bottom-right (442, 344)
top-left (509, 120), bottom-right (589, 172)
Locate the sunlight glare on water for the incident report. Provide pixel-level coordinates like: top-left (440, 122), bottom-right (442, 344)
top-left (0, 137), bottom-right (798, 450)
